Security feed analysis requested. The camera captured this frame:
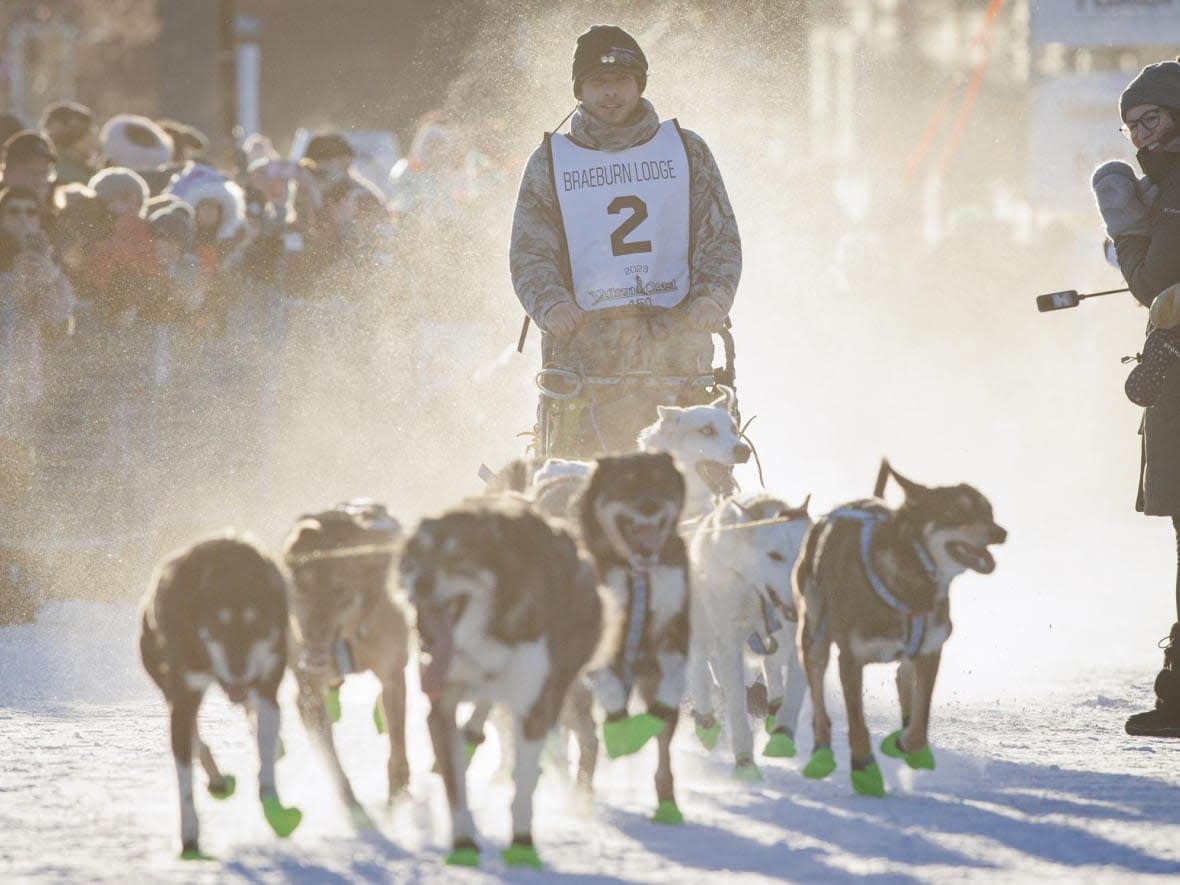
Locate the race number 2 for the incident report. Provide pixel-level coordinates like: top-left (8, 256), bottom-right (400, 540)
top-left (608, 195), bottom-right (652, 256)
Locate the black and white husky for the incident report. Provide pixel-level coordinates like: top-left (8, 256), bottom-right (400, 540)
top-left (576, 451), bottom-right (692, 824)
top-left (138, 535), bottom-right (301, 859)
top-left (283, 499), bottom-right (409, 820)
top-left (397, 501), bottom-right (614, 869)
top-left (689, 494), bottom-right (812, 779)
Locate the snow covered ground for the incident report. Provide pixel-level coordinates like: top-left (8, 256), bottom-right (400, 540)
top-left (3, 542), bottom-right (1180, 885)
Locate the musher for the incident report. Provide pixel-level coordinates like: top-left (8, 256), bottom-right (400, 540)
top-left (509, 24), bottom-right (742, 458)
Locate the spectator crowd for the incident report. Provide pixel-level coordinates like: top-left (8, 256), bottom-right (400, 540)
top-left (0, 102), bottom-right (509, 621)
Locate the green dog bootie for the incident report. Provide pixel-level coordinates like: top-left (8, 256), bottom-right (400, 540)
top-left (207, 773), bottom-right (236, 799)
top-left (502, 838), bottom-right (542, 869)
top-left (603, 713), bottom-right (666, 759)
top-left (880, 730), bottom-right (935, 770)
top-left (694, 712), bottom-right (721, 751)
top-left (324, 686), bottom-right (342, 724)
top-left (651, 798), bottom-right (685, 825)
top-left (261, 796), bottom-right (303, 837)
top-left (763, 730), bottom-right (796, 758)
top-left (803, 745), bottom-right (836, 779)
top-left (179, 843), bottom-right (214, 861)
top-left (850, 757), bottom-right (886, 797)
top-left (446, 840), bottom-right (480, 867)
top-left (732, 753), bottom-right (763, 782)
top-left (373, 696), bottom-right (385, 734)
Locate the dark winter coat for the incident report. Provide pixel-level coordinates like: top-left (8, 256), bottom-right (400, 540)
top-left (1113, 140), bottom-right (1180, 516)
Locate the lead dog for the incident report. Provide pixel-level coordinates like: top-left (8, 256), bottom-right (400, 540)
top-left (794, 461), bottom-right (1006, 796)
top-left (282, 499), bottom-right (409, 819)
top-left (574, 451), bottom-right (691, 824)
top-left (689, 494), bottom-right (812, 779)
top-left (138, 535), bottom-right (301, 858)
top-left (397, 501), bottom-right (614, 869)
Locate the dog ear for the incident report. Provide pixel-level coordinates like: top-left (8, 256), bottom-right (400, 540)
top-left (710, 385), bottom-right (736, 415)
top-left (655, 405), bottom-right (680, 425)
top-left (888, 464), bottom-right (928, 499)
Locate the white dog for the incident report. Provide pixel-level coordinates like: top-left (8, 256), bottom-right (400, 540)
top-left (688, 494), bottom-right (812, 780)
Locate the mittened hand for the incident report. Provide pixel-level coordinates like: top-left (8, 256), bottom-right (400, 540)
top-left (1092, 160), bottom-right (1151, 238)
top-left (1125, 326), bottom-right (1180, 407)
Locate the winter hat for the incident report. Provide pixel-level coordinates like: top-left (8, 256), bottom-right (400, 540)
top-left (572, 25), bottom-right (648, 98)
top-left (40, 101), bottom-right (94, 150)
top-left (88, 166), bottom-right (149, 208)
top-left (304, 132), bottom-right (355, 165)
top-left (147, 201), bottom-right (195, 250)
top-left (1121, 61), bottom-right (1180, 119)
top-left (165, 162), bottom-right (245, 242)
top-left (2, 130), bottom-right (56, 165)
top-left (100, 114), bottom-right (173, 171)
top-left (157, 119), bottom-right (209, 161)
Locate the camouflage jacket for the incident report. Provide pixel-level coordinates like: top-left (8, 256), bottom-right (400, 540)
top-left (510, 100), bottom-right (741, 375)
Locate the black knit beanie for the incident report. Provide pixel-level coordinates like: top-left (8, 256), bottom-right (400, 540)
top-left (572, 25), bottom-right (647, 98)
top-left (1121, 61), bottom-right (1180, 119)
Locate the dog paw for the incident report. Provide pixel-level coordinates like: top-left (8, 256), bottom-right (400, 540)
top-left (651, 798), bottom-right (685, 825)
top-left (693, 712), bottom-right (721, 751)
top-left (502, 838), bottom-right (542, 869)
top-left (206, 774), bottom-right (236, 799)
top-left (603, 713), bottom-right (666, 759)
top-left (880, 731), bottom-right (936, 770)
top-left (445, 839), bottom-right (480, 867)
top-left (324, 687), bottom-right (342, 724)
top-left (732, 756), bottom-right (763, 782)
top-left (763, 730), bottom-right (796, 758)
top-left (850, 757), bottom-right (886, 797)
top-left (803, 746), bottom-right (836, 779)
top-left (261, 796), bottom-right (303, 838)
top-left (179, 841), bottom-right (214, 861)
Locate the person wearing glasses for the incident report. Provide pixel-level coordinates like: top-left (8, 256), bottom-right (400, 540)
top-left (1092, 60), bottom-right (1180, 738)
top-left (510, 24), bottom-right (741, 457)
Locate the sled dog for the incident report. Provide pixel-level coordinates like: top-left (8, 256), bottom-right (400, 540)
top-left (397, 501), bottom-right (613, 869)
top-left (283, 499), bottom-right (409, 817)
top-left (794, 461), bottom-right (1006, 796)
top-left (573, 451), bottom-right (692, 824)
top-left (138, 535), bottom-right (301, 858)
top-left (688, 494), bottom-right (812, 778)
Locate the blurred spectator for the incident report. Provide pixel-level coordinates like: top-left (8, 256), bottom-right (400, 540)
top-left (53, 183), bottom-right (109, 293)
top-left (85, 167), bottom-right (156, 320)
top-left (40, 101), bottom-right (98, 187)
top-left (303, 130), bottom-right (386, 205)
top-left (99, 114), bottom-right (174, 195)
top-left (389, 111), bottom-right (497, 221)
top-left (0, 186), bottom-right (75, 434)
top-left (1, 131), bottom-right (57, 204)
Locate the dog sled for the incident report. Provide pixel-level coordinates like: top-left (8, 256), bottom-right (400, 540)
top-left (525, 305), bottom-right (738, 459)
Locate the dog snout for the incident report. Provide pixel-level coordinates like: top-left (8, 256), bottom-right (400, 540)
top-left (635, 497), bottom-right (664, 517)
top-left (733, 443), bottom-right (751, 464)
top-left (990, 523), bottom-right (1007, 545)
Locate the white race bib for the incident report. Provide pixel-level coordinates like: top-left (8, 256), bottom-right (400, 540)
top-left (548, 120), bottom-right (691, 312)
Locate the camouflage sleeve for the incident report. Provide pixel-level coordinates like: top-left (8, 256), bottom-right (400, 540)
top-left (509, 143), bottom-right (573, 326)
top-left (681, 129), bottom-right (742, 314)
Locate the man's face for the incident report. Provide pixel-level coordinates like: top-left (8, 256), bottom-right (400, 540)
top-left (580, 71), bottom-right (642, 126)
top-left (1, 197), bottom-right (40, 240)
top-left (2, 159), bottom-right (54, 201)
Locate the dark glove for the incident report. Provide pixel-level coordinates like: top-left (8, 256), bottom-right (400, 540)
top-left (1125, 326), bottom-right (1180, 407)
top-left (1093, 160), bottom-right (1151, 238)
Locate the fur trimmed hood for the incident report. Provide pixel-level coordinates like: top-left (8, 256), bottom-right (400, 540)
top-left (165, 162), bottom-right (245, 242)
top-left (100, 114), bottom-right (173, 172)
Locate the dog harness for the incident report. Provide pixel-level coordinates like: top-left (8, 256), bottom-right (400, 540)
top-left (615, 570), bottom-right (651, 695)
top-left (828, 505), bottom-right (938, 658)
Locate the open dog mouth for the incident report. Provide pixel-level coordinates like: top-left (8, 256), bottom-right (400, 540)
top-left (696, 460), bottom-right (736, 497)
top-left (947, 540), bottom-right (996, 574)
top-left (616, 512), bottom-right (672, 567)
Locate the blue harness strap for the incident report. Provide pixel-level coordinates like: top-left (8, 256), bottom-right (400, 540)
top-left (828, 505), bottom-right (935, 658)
top-left (617, 570), bottom-right (650, 694)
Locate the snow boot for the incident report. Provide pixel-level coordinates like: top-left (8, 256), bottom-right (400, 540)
top-left (1126, 623), bottom-right (1180, 738)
